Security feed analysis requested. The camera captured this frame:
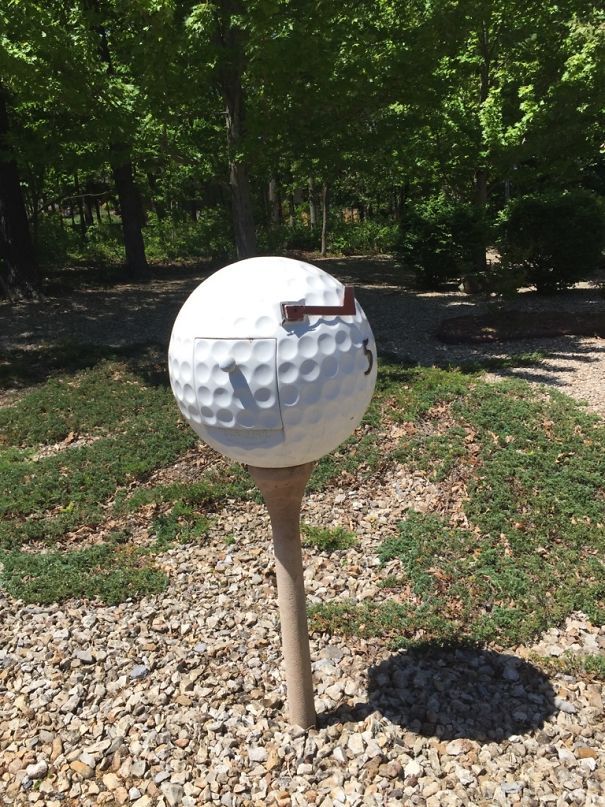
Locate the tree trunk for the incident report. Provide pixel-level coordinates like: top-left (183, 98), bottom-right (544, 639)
top-left (0, 89), bottom-right (39, 297)
top-left (74, 172), bottom-right (86, 238)
top-left (216, 0), bottom-right (256, 259)
top-left (473, 168), bottom-right (488, 273)
top-left (188, 201), bottom-right (198, 222)
top-left (473, 20), bottom-right (490, 274)
top-left (308, 178), bottom-right (318, 227)
top-left (86, 0), bottom-right (148, 277)
top-left (268, 178), bottom-right (281, 226)
top-left (394, 183), bottom-right (408, 222)
top-left (112, 161), bottom-right (149, 279)
top-left (224, 81), bottom-right (256, 257)
top-left (147, 172), bottom-right (166, 221)
top-left (228, 157), bottom-right (256, 258)
top-left (26, 168), bottom-right (42, 243)
top-left (320, 183), bottom-right (329, 257)
top-left (84, 180), bottom-right (94, 227)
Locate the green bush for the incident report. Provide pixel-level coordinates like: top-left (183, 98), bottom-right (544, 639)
top-left (498, 190), bottom-right (605, 293)
top-left (34, 215), bottom-right (85, 266)
top-left (258, 218), bottom-right (398, 256)
top-left (395, 197), bottom-right (485, 289)
top-left (257, 222), bottom-right (320, 253)
top-left (35, 210), bottom-right (234, 267)
top-left (144, 210), bottom-right (234, 261)
top-left (327, 219), bottom-right (398, 255)
top-left (83, 221), bottom-right (126, 262)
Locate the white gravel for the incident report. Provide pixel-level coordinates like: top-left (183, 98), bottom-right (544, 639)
top-left (1, 482), bottom-right (604, 806)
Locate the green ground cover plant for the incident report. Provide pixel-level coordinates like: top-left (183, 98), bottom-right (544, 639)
top-left (530, 652), bottom-right (605, 680)
top-left (1, 346), bottom-right (604, 664)
top-left (0, 352), bottom-right (249, 601)
top-left (0, 542), bottom-right (167, 605)
top-left (302, 524), bottom-right (358, 552)
top-left (310, 375), bottom-right (605, 649)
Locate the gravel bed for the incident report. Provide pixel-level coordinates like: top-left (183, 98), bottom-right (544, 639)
top-left (1, 475), bottom-right (605, 806)
top-left (1, 262), bottom-right (605, 805)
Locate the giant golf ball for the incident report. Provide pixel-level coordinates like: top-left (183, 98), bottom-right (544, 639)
top-left (168, 256), bottom-right (377, 467)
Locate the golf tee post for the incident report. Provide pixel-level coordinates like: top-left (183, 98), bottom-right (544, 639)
top-left (248, 462), bottom-right (317, 729)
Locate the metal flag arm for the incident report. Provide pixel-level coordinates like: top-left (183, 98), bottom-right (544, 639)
top-left (281, 285), bottom-right (356, 323)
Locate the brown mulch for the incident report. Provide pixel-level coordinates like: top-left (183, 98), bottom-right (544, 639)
top-left (438, 310), bottom-right (605, 344)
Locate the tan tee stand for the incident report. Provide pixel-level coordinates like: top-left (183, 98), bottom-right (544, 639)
top-left (248, 462), bottom-right (317, 729)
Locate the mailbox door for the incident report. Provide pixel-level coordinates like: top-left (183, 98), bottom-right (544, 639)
top-left (193, 338), bottom-right (283, 431)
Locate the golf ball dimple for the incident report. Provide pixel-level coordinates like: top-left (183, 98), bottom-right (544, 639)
top-left (168, 256), bottom-right (377, 467)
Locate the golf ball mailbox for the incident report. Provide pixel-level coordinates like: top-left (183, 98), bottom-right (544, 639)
top-left (168, 256), bottom-right (377, 728)
top-left (168, 256), bottom-right (377, 466)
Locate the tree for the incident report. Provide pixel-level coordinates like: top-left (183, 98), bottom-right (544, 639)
top-left (186, 0), bottom-right (265, 258)
top-left (396, 0), bottom-right (605, 270)
top-left (0, 87), bottom-right (39, 297)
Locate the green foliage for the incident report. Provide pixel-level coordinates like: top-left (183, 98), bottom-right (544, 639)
top-left (0, 360), bottom-right (160, 446)
top-left (143, 212), bottom-right (234, 262)
top-left (2, 0), bottom-right (605, 280)
top-left (498, 190), bottom-right (605, 293)
top-left (530, 651), bottom-right (605, 681)
top-left (34, 219), bottom-right (126, 267)
top-left (308, 430), bottom-right (382, 493)
top-left (0, 360), bottom-right (197, 549)
top-left (33, 217), bottom-right (84, 267)
top-left (301, 524), bottom-right (358, 552)
top-left (0, 342), bottom-right (164, 392)
top-left (3, 351), bottom-right (605, 633)
top-left (327, 220), bottom-right (398, 256)
top-left (583, 654), bottom-right (605, 678)
top-left (258, 224), bottom-right (320, 254)
top-left (458, 262), bottom-right (528, 298)
top-left (310, 361), bottom-right (473, 494)
top-left (380, 364), bottom-right (473, 422)
top-left (395, 198), bottom-right (486, 288)
top-left (151, 503), bottom-right (211, 551)
top-left (114, 474), bottom-right (253, 514)
top-left (311, 376), bottom-right (605, 648)
top-left (35, 213), bottom-right (235, 268)
top-left (0, 544), bottom-right (167, 605)
top-left (394, 426), bottom-right (468, 481)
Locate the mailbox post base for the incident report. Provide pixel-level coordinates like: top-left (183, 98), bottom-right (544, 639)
top-left (248, 462), bottom-right (316, 729)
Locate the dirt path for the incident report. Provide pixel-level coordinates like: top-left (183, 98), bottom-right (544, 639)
top-left (1, 257), bottom-right (604, 416)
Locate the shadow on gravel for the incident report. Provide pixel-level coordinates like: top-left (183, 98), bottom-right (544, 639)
top-left (320, 645), bottom-right (557, 742)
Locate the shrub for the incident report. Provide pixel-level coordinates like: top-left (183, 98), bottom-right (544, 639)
top-left (301, 523), bottom-right (358, 552)
top-left (395, 197), bottom-right (485, 289)
top-left (498, 190), bottom-right (605, 293)
top-left (35, 209), bottom-right (235, 268)
top-left (258, 218), bottom-right (398, 256)
top-left (460, 264), bottom-right (527, 297)
top-left (327, 219), bottom-right (398, 255)
top-left (257, 223), bottom-right (320, 253)
top-left (144, 210), bottom-right (234, 261)
top-left (34, 215), bottom-right (83, 266)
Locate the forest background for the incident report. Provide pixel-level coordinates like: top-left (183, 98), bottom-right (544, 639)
top-left (1, 0), bottom-right (604, 298)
